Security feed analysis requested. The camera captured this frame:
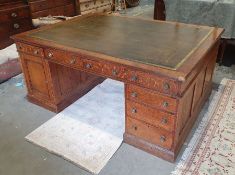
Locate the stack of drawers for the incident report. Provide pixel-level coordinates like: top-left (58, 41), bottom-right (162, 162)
top-left (28, 0), bottom-right (76, 18)
top-left (125, 83), bottom-right (177, 150)
top-left (78, 0), bottom-right (112, 15)
top-left (0, 1), bottom-right (32, 49)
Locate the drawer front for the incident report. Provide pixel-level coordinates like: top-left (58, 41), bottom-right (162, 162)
top-left (127, 69), bottom-right (178, 95)
top-left (45, 48), bottom-right (83, 69)
top-left (16, 42), bottom-right (44, 57)
top-left (126, 84), bottom-right (177, 113)
top-left (0, 5), bottom-right (30, 23)
top-left (29, 0), bottom-right (72, 13)
top-left (126, 100), bottom-right (175, 132)
top-left (6, 18), bottom-right (32, 35)
top-left (82, 58), bottom-right (127, 80)
top-left (126, 117), bottom-right (173, 149)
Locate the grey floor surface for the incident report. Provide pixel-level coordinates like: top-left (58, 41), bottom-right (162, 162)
top-left (1, 1), bottom-right (235, 174)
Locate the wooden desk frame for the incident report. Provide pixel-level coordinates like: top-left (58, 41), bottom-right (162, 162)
top-left (12, 14), bottom-right (223, 162)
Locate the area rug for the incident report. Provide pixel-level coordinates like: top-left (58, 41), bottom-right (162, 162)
top-left (172, 78), bottom-right (235, 175)
top-left (25, 79), bottom-right (125, 174)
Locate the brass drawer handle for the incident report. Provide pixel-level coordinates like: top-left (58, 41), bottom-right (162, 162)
top-left (131, 92), bottom-right (137, 98)
top-left (161, 118), bottom-right (168, 124)
top-left (34, 50), bottom-right (39, 55)
top-left (112, 69), bottom-right (118, 76)
top-left (131, 108), bottom-right (137, 114)
top-left (70, 58), bottom-right (76, 64)
top-left (131, 75), bottom-right (138, 82)
top-left (86, 63), bottom-right (92, 69)
top-left (13, 23), bottom-right (20, 29)
top-left (163, 83), bottom-right (170, 90)
top-left (11, 12), bottom-right (17, 18)
top-left (48, 52), bottom-right (53, 58)
top-left (163, 101), bottom-right (169, 108)
top-left (160, 135), bottom-right (166, 142)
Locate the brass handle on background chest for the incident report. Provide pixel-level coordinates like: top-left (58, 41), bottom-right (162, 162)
top-left (85, 63), bottom-right (92, 69)
top-left (163, 101), bottom-right (169, 108)
top-left (11, 12), bottom-right (17, 18)
top-left (48, 52), bottom-right (53, 58)
top-left (161, 118), bottom-right (168, 124)
top-left (131, 75), bottom-right (138, 82)
top-left (13, 23), bottom-right (20, 29)
top-left (70, 58), bottom-right (76, 64)
top-left (160, 136), bottom-right (166, 143)
top-left (131, 92), bottom-right (137, 98)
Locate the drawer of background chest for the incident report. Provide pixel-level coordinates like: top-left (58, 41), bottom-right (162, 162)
top-left (126, 100), bottom-right (175, 132)
top-left (45, 49), bottom-right (83, 68)
top-left (126, 117), bottom-right (173, 149)
top-left (126, 84), bottom-right (178, 113)
top-left (127, 69), bottom-right (178, 95)
top-left (16, 42), bottom-right (44, 57)
top-left (0, 5), bottom-right (30, 23)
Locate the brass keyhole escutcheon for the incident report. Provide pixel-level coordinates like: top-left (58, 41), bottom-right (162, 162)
top-left (133, 125), bottom-right (138, 131)
top-left (70, 58), bottom-right (76, 64)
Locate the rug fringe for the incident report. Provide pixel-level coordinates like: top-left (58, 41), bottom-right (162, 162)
top-left (171, 79), bottom-right (227, 175)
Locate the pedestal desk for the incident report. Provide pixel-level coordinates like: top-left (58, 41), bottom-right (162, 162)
top-left (12, 14), bottom-right (223, 162)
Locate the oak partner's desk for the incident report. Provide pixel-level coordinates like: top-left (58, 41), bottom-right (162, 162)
top-left (12, 14), bottom-right (223, 162)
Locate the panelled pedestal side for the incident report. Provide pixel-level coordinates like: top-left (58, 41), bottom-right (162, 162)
top-left (16, 42), bottom-right (104, 112)
top-left (124, 41), bottom-right (220, 162)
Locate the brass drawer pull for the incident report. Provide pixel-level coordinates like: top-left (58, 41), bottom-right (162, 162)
top-left (112, 70), bottom-right (118, 76)
top-left (13, 23), bottom-right (20, 29)
top-left (131, 108), bottom-right (137, 114)
top-left (11, 12), bottom-right (17, 18)
top-left (70, 58), bottom-right (76, 64)
top-left (163, 83), bottom-right (170, 90)
top-left (48, 52), bottom-right (53, 58)
top-left (161, 118), bottom-right (168, 124)
top-left (160, 136), bottom-right (166, 142)
top-left (131, 75), bottom-right (138, 82)
top-left (34, 50), bottom-right (39, 55)
top-left (86, 63), bottom-right (92, 69)
top-left (132, 125), bottom-right (138, 131)
top-left (163, 101), bottom-right (169, 108)
top-left (131, 92), bottom-right (137, 98)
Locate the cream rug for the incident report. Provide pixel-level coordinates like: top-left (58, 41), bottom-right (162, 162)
top-left (26, 79), bottom-right (125, 174)
top-left (172, 78), bottom-right (235, 175)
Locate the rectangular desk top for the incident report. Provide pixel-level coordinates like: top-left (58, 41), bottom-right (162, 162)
top-left (26, 15), bottom-right (214, 70)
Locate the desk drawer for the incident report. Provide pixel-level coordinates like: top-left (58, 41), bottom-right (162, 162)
top-left (126, 84), bottom-right (177, 113)
top-left (45, 48), bottom-right (83, 69)
top-left (16, 42), bottom-right (44, 57)
top-left (126, 117), bottom-right (173, 149)
top-left (0, 5), bottom-right (30, 23)
top-left (127, 69), bottom-right (178, 95)
top-left (126, 100), bottom-right (175, 132)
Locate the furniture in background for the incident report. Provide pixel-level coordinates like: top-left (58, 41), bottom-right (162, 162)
top-left (0, 0), bottom-right (33, 49)
top-left (12, 14), bottom-right (223, 161)
top-left (154, 0), bottom-right (235, 64)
